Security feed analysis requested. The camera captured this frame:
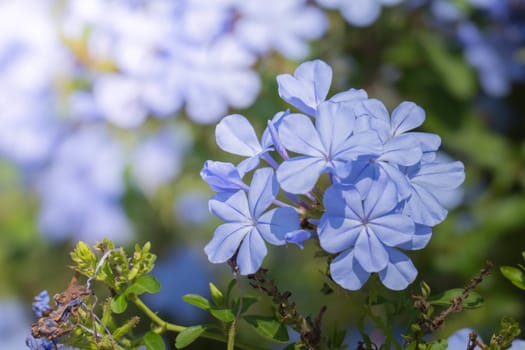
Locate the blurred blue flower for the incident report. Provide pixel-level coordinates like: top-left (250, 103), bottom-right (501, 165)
top-left (36, 126), bottom-right (132, 243)
top-left (131, 126), bottom-right (192, 196)
top-left (25, 336), bottom-right (55, 350)
top-left (234, 0), bottom-right (327, 59)
top-left (173, 191), bottom-right (211, 225)
top-left (319, 179), bottom-right (417, 290)
top-left (31, 291), bottom-right (51, 318)
top-left (204, 168), bottom-right (302, 274)
top-left (316, 0), bottom-right (403, 27)
top-left (0, 299), bottom-right (33, 350)
top-left (143, 246), bottom-right (212, 324)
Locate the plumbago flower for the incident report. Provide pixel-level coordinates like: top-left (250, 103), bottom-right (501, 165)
top-left (202, 59), bottom-right (465, 291)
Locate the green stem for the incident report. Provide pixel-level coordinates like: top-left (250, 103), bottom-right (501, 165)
top-left (228, 319), bottom-right (237, 350)
top-left (130, 295), bottom-right (267, 350)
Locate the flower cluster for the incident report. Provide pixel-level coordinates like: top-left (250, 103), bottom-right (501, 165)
top-left (26, 291), bottom-right (55, 350)
top-left (0, 0), bottom-right (327, 244)
top-left (202, 59), bottom-right (465, 291)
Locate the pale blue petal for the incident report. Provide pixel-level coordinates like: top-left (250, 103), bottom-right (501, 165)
top-left (204, 223), bottom-right (252, 263)
top-left (215, 114), bottom-right (262, 157)
top-left (328, 88), bottom-right (368, 103)
top-left (278, 113), bottom-right (325, 156)
top-left (363, 178), bottom-right (398, 219)
top-left (200, 161), bottom-right (246, 192)
top-left (276, 59), bottom-right (332, 116)
top-left (411, 160), bottom-right (466, 190)
top-left (354, 228), bottom-right (389, 272)
top-left (398, 224), bottom-right (432, 250)
top-left (316, 101), bottom-right (356, 155)
top-left (319, 216), bottom-right (363, 253)
top-left (447, 329), bottom-right (475, 350)
top-left (237, 231), bottom-right (267, 275)
top-left (330, 249), bottom-right (370, 290)
top-left (359, 99), bottom-right (391, 142)
top-left (380, 162), bottom-right (412, 200)
top-left (369, 214), bottom-right (415, 247)
top-left (209, 191), bottom-right (250, 223)
top-left (257, 207), bottom-right (298, 245)
top-left (405, 183), bottom-right (447, 226)
top-left (340, 0), bottom-right (381, 27)
top-left (335, 130), bottom-right (383, 161)
top-left (378, 248), bottom-right (417, 290)
top-left (249, 168), bottom-right (277, 218)
top-left (277, 156), bottom-right (326, 194)
top-left (237, 157), bottom-right (261, 177)
top-left (380, 134), bottom-right (422, 166)
top-left (261, 111), bottom-right (288, 152)
top-left (390, 102), bottom-right (425, 136)
top-left (285, 229), bottom-right (314, 249)
top-left (412, 132), bottom-right (441, 153)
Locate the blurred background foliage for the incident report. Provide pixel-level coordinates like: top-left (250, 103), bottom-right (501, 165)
top-left (1, 1), bottom-right (525, 349)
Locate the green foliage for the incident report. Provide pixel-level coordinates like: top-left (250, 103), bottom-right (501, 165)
top-left (143, 332), bottom-right (166, 350)
top-left (501, 252), bottom-right (525, 290)
top-left (175, 326), bottom-right (208, 349)
top-left (243, 315), bottom-right (289, 342)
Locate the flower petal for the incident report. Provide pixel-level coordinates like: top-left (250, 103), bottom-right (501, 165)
top-left (237, 230), bottom-right (267, 275)
top-left (390, 101), bottom-right (425, 136)
top-left (278, 113), bottom-right (325, 156)
top-left (378, 248), bottom-right (417, 290)
top-left (209, 191), bottom-right (250, 223)
top-left (330, 248), bottom-right (370, 290)
top-left (277, 59), bottom-right (332, 116)
top-left (369, 214), bottom-right (415, 247)
top-left (257, 207), bottom-right (298, 245)
top-left (249, 168), bottom-right (278, 218)
top-left (354, 227), bottom-right (389, 272)
top-left (200, 161), bottom-right (247, 193)
top-left (277, 156), bottom-right (326, 194)
top-left (204, 223), bottom-right (252, 264)
top-left (215, 114), bottom-right (262, 157)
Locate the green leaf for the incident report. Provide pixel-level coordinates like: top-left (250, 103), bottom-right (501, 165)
top-left (144, 332), bottom-right (165, 350)
top-left (111, 294), bottom-right (128, 314)
top-left (418, 31), bottom-right (476, 99)
top-left (232, 295), bottom-right (259, 315)
top-left (427, 288), bottom-right (484, 309)
top-left (243, 315), bottom-right (289, 342)
top-left (182, 294), bottom-right (210, 310)
top-left (209, 282), bottom-right (224, 306)
top-left (209, 307), bottom-right (236, 322)
top-left (428, 339), bottom-right (448, 350)
top-left (175, 325), bottom-right (207, 349)
top-left (126, 275), bottom-right (161, 295)
top-left (500, 266), bottom-right (525, 290)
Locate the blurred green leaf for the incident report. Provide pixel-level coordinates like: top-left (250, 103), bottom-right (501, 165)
top-left (175, 325), bottom-right (207, 349)
top-left (418, 31), bottom-right (476, 99)
top-left (429, 339), bottom-right (448, 350)
top-left (144, 332), bottom-right (165, 350)
top-left (427, 288), bottom-right (484, 309)
top-left (500, 266), bottom-right (525, 290)
top-left (243, 315), bottom-right (289, 342)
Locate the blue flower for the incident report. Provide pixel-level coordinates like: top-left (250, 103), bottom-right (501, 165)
top-left (276, 101), bottom-right (382, 194)
top-left (26, 335), bottom-right (55, 350)
top-left (402, 157), bottom-right (466, 226)
top-left (447, 328), bottom-right (525, 350)
top-left (204, 168), bottom-right (303, 274)
top-left (318, 178), bottom-right (417, 290)
top-left (316, 0), bottom-right (403, 27)
top-left (200, 161), bottom-right (247, 193)
top-left (277, 59), bottom-right (333, 116)
top-left (31, 290), bottom-right (51, 318)
top-left (215, 114), bottom-right (273, 176)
